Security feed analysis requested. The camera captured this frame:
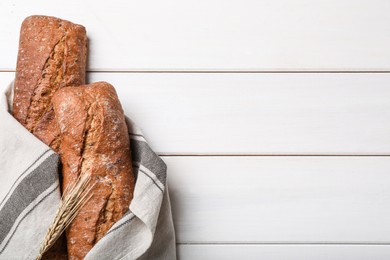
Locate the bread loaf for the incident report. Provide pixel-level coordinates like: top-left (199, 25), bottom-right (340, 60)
top-left (13, 15), bottom-right (87, 151)
top-left (52, 82), bottom-right (135, 259)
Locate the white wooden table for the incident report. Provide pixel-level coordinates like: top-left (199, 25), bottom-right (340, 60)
top-left (1, 1), bottom-right (390, 259)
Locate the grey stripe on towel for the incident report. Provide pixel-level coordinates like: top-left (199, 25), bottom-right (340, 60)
top-left (130, 139), bottom-right (167, 186)
top-left (0, 153), bottom-right (59, 243)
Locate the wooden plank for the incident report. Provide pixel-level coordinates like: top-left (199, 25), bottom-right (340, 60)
top-left (164, 156), bottom-right (390, 243)
top-left (91, 72), bottom-right (390, 155)
top-left (2, 71), bottom-right (390, 155)
top-left (1, 0), bottom-right (390, 71)
top-left (177, 245), bottom-right (390, 260)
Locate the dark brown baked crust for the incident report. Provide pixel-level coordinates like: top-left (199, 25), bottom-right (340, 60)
top-left (13, 15), bottom-right (87, 151)
top-left (41, 237), bottom-right (68, 260)
top-left (52, 82), bottom-right (135, 260)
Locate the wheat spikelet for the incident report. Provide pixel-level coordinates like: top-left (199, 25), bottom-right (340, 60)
top-left (36, 174), bottom-right (94, 260)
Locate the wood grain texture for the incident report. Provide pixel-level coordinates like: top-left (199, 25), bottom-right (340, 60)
top-left (2, 71), bottom-right (390, 155)
top-left (1, 0), bottom-right (390, 71)
top-left (164, 156), bottom-right (390, 243)
top-left (177, 245), bottom-right (390, 260)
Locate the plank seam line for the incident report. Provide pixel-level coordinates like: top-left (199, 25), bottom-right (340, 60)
top-left (159, 154), bottom-right (390, 157)
top-left (176, 242), bottom-right (390, 245)
top-left (2, 70), bottom-right (390, 74)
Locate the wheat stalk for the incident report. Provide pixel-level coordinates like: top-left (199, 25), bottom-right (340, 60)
top-left (36, 174), bottom-right (94, 260)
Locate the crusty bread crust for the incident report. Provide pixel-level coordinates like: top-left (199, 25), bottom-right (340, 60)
top-left (13, 15), bottom-right (87, 151)
top-left (52, 82), bottom-right (135, 259)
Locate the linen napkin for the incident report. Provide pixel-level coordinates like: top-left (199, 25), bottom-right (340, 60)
top-left (0, 81), bottom-right (176, 260)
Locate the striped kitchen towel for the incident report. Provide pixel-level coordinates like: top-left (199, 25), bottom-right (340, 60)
top-left (0, 82), bottom-right (176, 259)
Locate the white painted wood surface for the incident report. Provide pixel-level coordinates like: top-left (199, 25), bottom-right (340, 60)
top-left (0, 73), bottom-right (13, 88)
top-left (177, 245), bottom-right (390, 260)
top-left (2, 72), bottom-right (390, 155)
top-left (94, 73), bottom-right (390, 155)
top-left (165, 156), bottom-right (390, 243)
top-left (1, 1), bottom-right (390, 257)
top-left (1, 0), bottom-right (390, 71)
